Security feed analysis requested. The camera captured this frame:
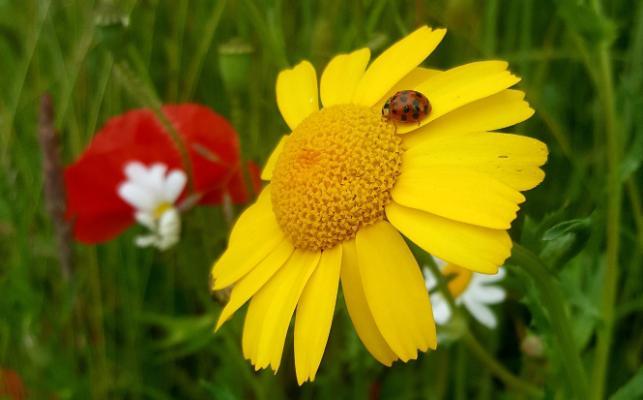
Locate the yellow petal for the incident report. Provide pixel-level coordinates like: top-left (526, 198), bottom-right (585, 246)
top-left (294, 245), bottom-right (342, 384)
top-left (396, 61), bottom-right (521, 134)
top-left (403, 90), bottom-right (534, 147)
top-left (276, 61), bottom-right (319, 130)
top-left (211, 187), bottom-right (283, 290)
top-left (340, 240), bottom-right (398, 366)
top-left (320, 48), bottom-right (371, 107)
top-left (261, 135), bottom-right (289, 181)
top-left (228, 187), bottom-right (272, 244)
top-left (386, 202), bottom-right (511, 273)
top-left (243, 249), bottom-right (321, 371)
top-left (392, 166), bottom-right (525, 229)
top-left (355, 221), bottom-right (436, 360)
top-left (242, 297), bottom-right (261, 361)
top-left (215, 239), bottom-right (294, 330)
top-left (372, 67), bottom-right (441, 113)
top-left (404, 132), bottom-right (548, 191)
top-left (352, 26), bottom-right (446, 106)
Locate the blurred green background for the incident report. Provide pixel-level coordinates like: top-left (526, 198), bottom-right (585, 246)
top-left (0, 0), bottom-right (641, 399)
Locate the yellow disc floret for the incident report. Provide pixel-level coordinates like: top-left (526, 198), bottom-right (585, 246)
top-left (442, 264), bottom-right (473, 298)
top-left (153, 202), bottom-right (172, 219)
top-left (271, 104), bottom-right (403, 251)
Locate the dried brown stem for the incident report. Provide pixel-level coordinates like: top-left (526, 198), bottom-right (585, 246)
top-left (38, 94), bottom-right (73, 280)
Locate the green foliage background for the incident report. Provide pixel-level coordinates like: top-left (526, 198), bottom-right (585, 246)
top-left (0, 0), bottom-right (641, 399)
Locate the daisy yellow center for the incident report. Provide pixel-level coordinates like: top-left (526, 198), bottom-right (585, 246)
top-left (271, 104), bottom-right (403, 251)
top-left (443, 264), bottom-right (473, 298)
top-left (153, 202), bottom-right (172, 219)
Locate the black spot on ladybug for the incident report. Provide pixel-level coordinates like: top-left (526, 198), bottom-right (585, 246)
top-left (392, 109), bottom-right (397, 114)
top-left (403, 105), bottom-right (410, 113)
top-left (424, 104), bottom-right (429, 113)
top-left (413, 99), bottom-right (420, 109)
top-left (401, 114), bottom-right (407, 122)
top-left (412, 112), bottom-right (420, 120)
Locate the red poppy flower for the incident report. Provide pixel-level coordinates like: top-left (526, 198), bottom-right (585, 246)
top-left (65, 104), bottom-right (254, 245)
top-left (0, 369), bottom-right (26, 400)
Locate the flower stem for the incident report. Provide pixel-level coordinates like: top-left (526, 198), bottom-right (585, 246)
top-left (455, 343), bottom-right (467, 400)
top-left (588, 4), bottom-right (622, 399)
top-left (424, 258), bottom-right (456, 309)
top-left (37, 94), bottom-right (73, 281)
top-left (426, 258), bottom-right (541, 397)
top-left (567, 3), bottom-right (624, 398)
top-left (461, 332), bottom-right (541, 398)
top-left (511, 243), bottom-right (589, 398)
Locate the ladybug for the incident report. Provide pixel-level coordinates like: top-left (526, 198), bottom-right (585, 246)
top-left (382, 90), bottom-right (431, 123)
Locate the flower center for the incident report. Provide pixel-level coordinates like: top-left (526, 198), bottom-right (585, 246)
top-left (442, 264), bottom-right (473, 298)
top-left (271, 104), bottom-right (403, 251)
top-left (153, 202), bottom-right (173, 219)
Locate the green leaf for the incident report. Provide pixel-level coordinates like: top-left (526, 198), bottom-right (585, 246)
top-left (541, 215), bottom-right (593, 269)
top-left (542, 216), bottom-right (593, 241)
top-left (610, 367), bottom-right (643, 400)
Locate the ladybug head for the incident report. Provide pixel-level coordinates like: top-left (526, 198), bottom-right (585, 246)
top-left (382, 99), bottom-right (391, 118)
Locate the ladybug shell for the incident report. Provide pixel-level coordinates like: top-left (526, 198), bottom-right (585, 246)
top-left (382, 90), bottom-right (431, 123)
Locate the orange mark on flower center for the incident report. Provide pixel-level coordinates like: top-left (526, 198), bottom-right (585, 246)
top-left (295, 148), bottom-right (321, 166)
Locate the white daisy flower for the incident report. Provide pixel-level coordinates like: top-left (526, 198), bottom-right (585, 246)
top-left (117, 161), bottom-right (187, 250)
top-left (424, 257), bottom-right (506, 329)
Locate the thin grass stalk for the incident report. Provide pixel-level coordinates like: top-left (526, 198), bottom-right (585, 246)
top-left (590, 2), bottom-right (623, 397)
top-left (511, 243), bottom-right (589, 398)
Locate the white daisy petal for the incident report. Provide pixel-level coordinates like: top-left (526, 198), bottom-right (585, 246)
top-left (423, 261), bottom-right (506, 329)
top-left (463, 297), bottom-right (497, 328)
top-left (157, 208), bottom-right (181, 250)
top-left (118, 182), bottom-right (156, 211)
top-left (431, 295), bottom-right (452, 325)
top-left (164, 170), bottom-right (188, 203)
top-left (135, 234), bottom-right (158, 248)
top-left (118, 162), bottom-right (188, 251)
top-left (135, 211), bottom-right (156, 230)
top-left (124, 161), bottom-right (149, 183)
top-left (423, 266), bottom-right (438, 291)
top-left (473, 285), bottom-right (506, 304)
top-left (159, 209), bottom-right (181, 236)
top-left (149, 163), bottom-right (168, 193)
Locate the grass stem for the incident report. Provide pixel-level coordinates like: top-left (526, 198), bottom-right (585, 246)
top-left (462, 332), bottom-right (541, 398)
top-left (590, 8), bottom-right (623, 398)
top-left (511, 243), bottom-right (589, 398)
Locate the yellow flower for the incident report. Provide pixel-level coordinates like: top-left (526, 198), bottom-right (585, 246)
top-left (211, 26), bottom-right (548, 384)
